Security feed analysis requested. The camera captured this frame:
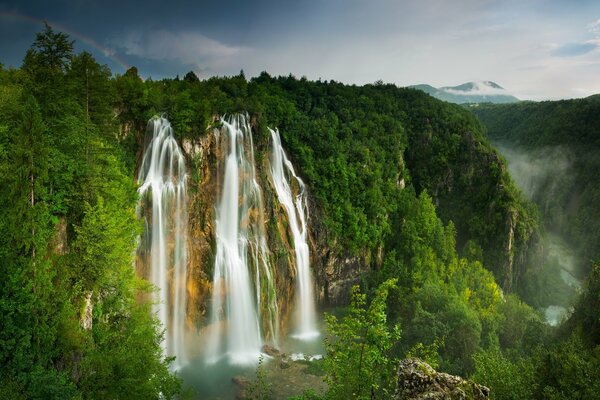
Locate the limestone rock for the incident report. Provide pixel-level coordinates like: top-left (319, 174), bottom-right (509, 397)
top-left (394, 358), bottom-right (489, 400)
top-left (232, 375), bottom-right (251, 399)
top-left (262, 344), bottom-right (281, 357)
top-left (232, 375), bottom-right (251, 387)
top-left (81, 291), bottom-right (93, 331)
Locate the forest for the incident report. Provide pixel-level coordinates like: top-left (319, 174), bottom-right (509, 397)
top-left (473, 99), bottom-right (600, 280)
top-left (0, 25), bottom-right (599, 400)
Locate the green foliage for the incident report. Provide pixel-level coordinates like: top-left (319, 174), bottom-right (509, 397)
top-left (473, 99), bottom-right (600, 278)
top-left (303, 358), bottom-right (326, 376)
top-left (324, 279), bottom-right (400, 399)
top-left (0, 26), bottom-right (180, 399)
top-left (406, 339), bottom-right (443, 369)
top-left (245, 355), bottom-right (273, 400)
top-left (473, 349), bottom-right (535, 400)
top-left (497, 295), bottom-right (546, 352)
top-left (2, 24), bottom-right (597, 400)
top-left (472, 262), bottom-right (600, 400)
top-left (533, 331), bottom-right (600, 399)
top-left (401, 96), bottom-right (537, 289)
top-left (569, 262), bottom-right (600, 345)
top-left (68, 51), bottom-right (115, 133)
top-left (288, 389), bottom-right (323, 400)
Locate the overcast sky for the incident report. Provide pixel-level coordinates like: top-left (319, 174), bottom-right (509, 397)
top-left (1, 0), bottom-right (600, 100)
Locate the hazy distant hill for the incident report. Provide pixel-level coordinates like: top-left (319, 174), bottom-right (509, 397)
top-left (410, 81), bottom-right (520, 104)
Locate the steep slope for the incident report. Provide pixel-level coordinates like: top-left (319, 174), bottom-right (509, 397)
top-left (472, 97), bottom-right (600, 282)
top-left (117, 71), bottom-right (537, 294)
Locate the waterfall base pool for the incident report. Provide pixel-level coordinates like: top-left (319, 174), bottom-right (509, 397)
top-left (179, 322), bottom-right (326, 399)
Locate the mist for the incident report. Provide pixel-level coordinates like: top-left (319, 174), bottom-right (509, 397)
top-left (494, 143), bottom-right (582, 324)
top-left (496, 144), bottom-right (572, 202)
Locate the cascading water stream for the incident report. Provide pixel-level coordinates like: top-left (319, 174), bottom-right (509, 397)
top-left (138, 116), bottom-right (188, 369)
top-left (269, 128), bottom-right (319, 340)
top-left (136, 114), bottom-right (315, 374)
top-left (206, 114), bottom-right (278, 365)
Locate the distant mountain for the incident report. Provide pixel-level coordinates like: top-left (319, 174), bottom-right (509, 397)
top-left (409, 81), bottom-right (519, 104)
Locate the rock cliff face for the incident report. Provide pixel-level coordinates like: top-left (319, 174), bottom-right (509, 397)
top-left (394, 358), bottom-right (489, 400)
top-left (405, 127), bottom-right (539, 292)
top-left (307, 195), bottom-right (364, 306)
top-left (173, 120), bottom-right (357, 340)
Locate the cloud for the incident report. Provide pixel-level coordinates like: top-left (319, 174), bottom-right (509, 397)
top-left (114, 29), bottom-right (246, 71)
top-left (549, 18), bottom-right (600, 57)
top-left (442, 81), bottom-right (511, 96)
top-left (517, 65), bottom-right (547, 71)
top-left (552, 41), bottom-right (599, 57)
top-left (589, 18), bottom-right (600, 35)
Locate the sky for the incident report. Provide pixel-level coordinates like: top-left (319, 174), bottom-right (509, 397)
top-left (1, 0), bottom-right (600, 100)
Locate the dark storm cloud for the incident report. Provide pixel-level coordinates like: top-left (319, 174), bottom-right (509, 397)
top-left (2, 0), bottom-right (600, 98)
top-left (0, 0), bottom-right (313, 74)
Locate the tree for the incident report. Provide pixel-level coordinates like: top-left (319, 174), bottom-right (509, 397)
top-left (22, 23), bottom-right (74, 113)
top-left (24, 22), bottom-right (73, 73)
top-left (473, 349), bottom-right (535, 400)
top-left (324, 279), bottom-right (400, 399)
top-left (68, 51), bottom-right (114, 133)
top-left (73, 197), bottom-right (180, 399)
top-left (0, 94), bottom-right (76, 399)
top-left (184, 70), bottom-right (199, 83)
top-left (570, 262), bottom-right (600, 345)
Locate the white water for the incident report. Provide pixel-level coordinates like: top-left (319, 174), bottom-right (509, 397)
top-left (138, 116), bottom-right (188, 369)
top-left (545, 305), bottom-right (569, 327)
top-left (269, 128), bottom-right (319, 340)
top-left (207, 115), bottom-right (278, 365)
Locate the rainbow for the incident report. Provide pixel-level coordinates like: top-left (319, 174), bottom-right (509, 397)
top-left (0, 11), bottom-right (130, 72)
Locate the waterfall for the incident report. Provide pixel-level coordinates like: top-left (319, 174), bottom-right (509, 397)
top-left (138, 116), bottom-right (188, 368)
top-left (136, 114), bottom-right (317, 370)
top-left (269, 128), bottom-right (319, 340)
top-left (206, 114), bottom-right (278, 365)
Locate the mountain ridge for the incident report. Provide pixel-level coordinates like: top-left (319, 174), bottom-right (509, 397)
top-left (409, 81), bottom-right (520, 104)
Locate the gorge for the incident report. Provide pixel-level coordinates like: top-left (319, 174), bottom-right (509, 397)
top-left (137, 113), bottom-right (321, 376)
top-left (2, 26), bottom-right (599, 400)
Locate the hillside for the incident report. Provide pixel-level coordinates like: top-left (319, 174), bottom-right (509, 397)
top-left (0, 26), bottom-right (598, 400)
top-left (472, 97), bottom-right (600, 282)
top-left (410, 81), bottom-right (520, 104)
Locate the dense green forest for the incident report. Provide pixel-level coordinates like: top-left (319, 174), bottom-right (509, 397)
top-left (1, 26), bottom-right (599, 399)
top-left (473, 99), bottom-right (600, 281)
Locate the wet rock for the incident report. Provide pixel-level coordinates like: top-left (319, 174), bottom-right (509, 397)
top-left (262, 344), bottom-right (281, 357)
top-left (232, 375), bottom-right (251, 387)
top-left (279, 359), bottom-right (291, 369)
top-left (232, 375), bottom-right (251, 400)
top-left (394, 358), bottom-right (489, 400)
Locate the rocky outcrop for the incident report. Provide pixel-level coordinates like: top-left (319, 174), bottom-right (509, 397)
top-left (179, 121), bottom-right (320, 339)
top-left (305, 194), bottom-right (364, 306)
top-left (50, 216), bottom-right (68, 255)
top-left (394, 358), bottom-right (489, 400)
top-left (81, 291), bottom-right (93, 331)
top-left (182, 133), bottom-right (218, 331)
